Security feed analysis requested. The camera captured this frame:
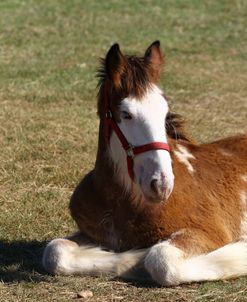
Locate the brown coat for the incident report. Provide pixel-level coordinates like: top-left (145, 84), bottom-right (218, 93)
top-left (70, 131), bottom-right (247, 254)
top-left (70, 41), bottom-right (247, 257)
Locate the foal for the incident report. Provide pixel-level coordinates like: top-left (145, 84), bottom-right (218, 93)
top-left (43, 41), bottom-right (247, 286)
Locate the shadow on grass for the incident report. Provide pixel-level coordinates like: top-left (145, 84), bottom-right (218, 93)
top-left (0, 240), bottom-right (160, 287)
top-left (0, 240), bottom-right (50, 283)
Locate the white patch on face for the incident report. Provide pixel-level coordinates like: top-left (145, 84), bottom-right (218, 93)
top-left (109, 84), bottom-right (174, 202)
top-left (174, 145), bottom-right (195, 173)
top-left (240, 191), bottom-right (247, 240)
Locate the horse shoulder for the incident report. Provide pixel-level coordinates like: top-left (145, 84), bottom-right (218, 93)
top-left (69, 171), bottom-right (109, 243)
top-left (210, 134), bottom-right (247, 158)
top-left (166, 141), bottom-right (245, 245)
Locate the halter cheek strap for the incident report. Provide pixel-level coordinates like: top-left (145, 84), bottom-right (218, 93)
top-left (103, 84), bottom-right (171, 181)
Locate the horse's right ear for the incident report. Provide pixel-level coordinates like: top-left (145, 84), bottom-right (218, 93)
top-left (144, 41), bottom-right (164, 81)
top-left (105, 44), bottom-right (126, 88)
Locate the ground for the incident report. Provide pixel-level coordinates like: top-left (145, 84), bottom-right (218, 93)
top-left (0, 0), bottom-right (247, 301)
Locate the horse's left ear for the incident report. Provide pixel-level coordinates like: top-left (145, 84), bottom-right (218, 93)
top-left (144, 41), bottom-right (164, 81)
top-left (105, 43), bottom-right (126, 89)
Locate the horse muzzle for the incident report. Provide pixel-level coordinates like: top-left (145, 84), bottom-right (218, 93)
top-left (139, 170), bottom-right (174, 203)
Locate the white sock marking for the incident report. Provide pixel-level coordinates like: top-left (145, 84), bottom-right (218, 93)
top-left (144, 240), bottom-right (247, 286)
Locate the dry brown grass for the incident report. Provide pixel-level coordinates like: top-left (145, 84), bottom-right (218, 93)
top-left (0, 0), bottom-right (247, 301)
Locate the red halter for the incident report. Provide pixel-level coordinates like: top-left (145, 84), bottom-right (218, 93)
top-left (103, 84), bottom-right (171, 180)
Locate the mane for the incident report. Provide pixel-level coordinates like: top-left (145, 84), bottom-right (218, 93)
top-left (165, 112), bottom-right (193, 142)
top-left (97, 54), bottom-right (192, 143)
top-left (97, 55), bottom-right (151, 98)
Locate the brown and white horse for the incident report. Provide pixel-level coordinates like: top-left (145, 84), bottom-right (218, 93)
top-left (43, 41), bottom-right (247, 286)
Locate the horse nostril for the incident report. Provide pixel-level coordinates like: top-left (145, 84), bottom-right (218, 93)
top-left (150, 179), bottom-right (159, 194)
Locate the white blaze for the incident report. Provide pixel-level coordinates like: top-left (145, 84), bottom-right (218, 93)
top-left (109, 85), bottom-right (174, 202)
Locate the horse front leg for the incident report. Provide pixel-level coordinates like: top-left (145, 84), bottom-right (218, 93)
top-left (42, 232), bottom-right (147, 279)
top-left (42, 232), bottom-right (94, 275)
top-left (144, 228), bottom-right (247, 286)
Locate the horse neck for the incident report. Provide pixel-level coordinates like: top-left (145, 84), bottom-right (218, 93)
top-left (93, 120), bottom-right (141, 205)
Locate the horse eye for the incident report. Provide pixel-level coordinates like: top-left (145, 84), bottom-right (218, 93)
top-left (121, 111), bottom-right (132, 120)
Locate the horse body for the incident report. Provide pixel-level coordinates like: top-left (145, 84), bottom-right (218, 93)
top-left (70, 135), bottom-right (247, 252)
top-left (43, 42), bottom-right (247, 286)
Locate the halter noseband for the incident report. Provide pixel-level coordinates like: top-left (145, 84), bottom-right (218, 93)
top-left (103, 84), bottom-right (171, 180)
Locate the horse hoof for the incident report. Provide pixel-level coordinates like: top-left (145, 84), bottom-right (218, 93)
top-left (42, 238), bottom-right (78, 275)
top-left (144, 242), bottom-right (182, 286)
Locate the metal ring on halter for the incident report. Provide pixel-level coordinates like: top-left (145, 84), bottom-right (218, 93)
top-left (106, 110), bottom-right (112, 119)
top-left (126, 144), bottom-right (134, 158)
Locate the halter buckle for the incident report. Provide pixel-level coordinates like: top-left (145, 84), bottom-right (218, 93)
top-left (106, 110), bottom-right (112, 119)
top-left (126, 144), bottom-right (134, 158)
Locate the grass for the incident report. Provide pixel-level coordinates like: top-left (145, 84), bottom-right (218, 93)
top-left (0, 0), bottom-right (247, 301)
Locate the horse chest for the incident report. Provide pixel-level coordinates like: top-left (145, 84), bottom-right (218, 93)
top-left (99, 211), bottom-right (120, 250)
top-left (100, 205), bottom-right (171, 251)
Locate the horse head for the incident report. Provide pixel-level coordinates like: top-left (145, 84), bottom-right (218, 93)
top-left (98, 41), bottom-right (174, 203)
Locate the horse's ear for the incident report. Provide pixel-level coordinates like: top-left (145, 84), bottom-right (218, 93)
top-left (105, 43), bottom-right (126, 88)
top-left (144, 41), bottom-right (164, 81)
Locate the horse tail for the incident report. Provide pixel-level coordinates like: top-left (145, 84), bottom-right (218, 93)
top-left (42, 239), bottom-right (150, 281)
